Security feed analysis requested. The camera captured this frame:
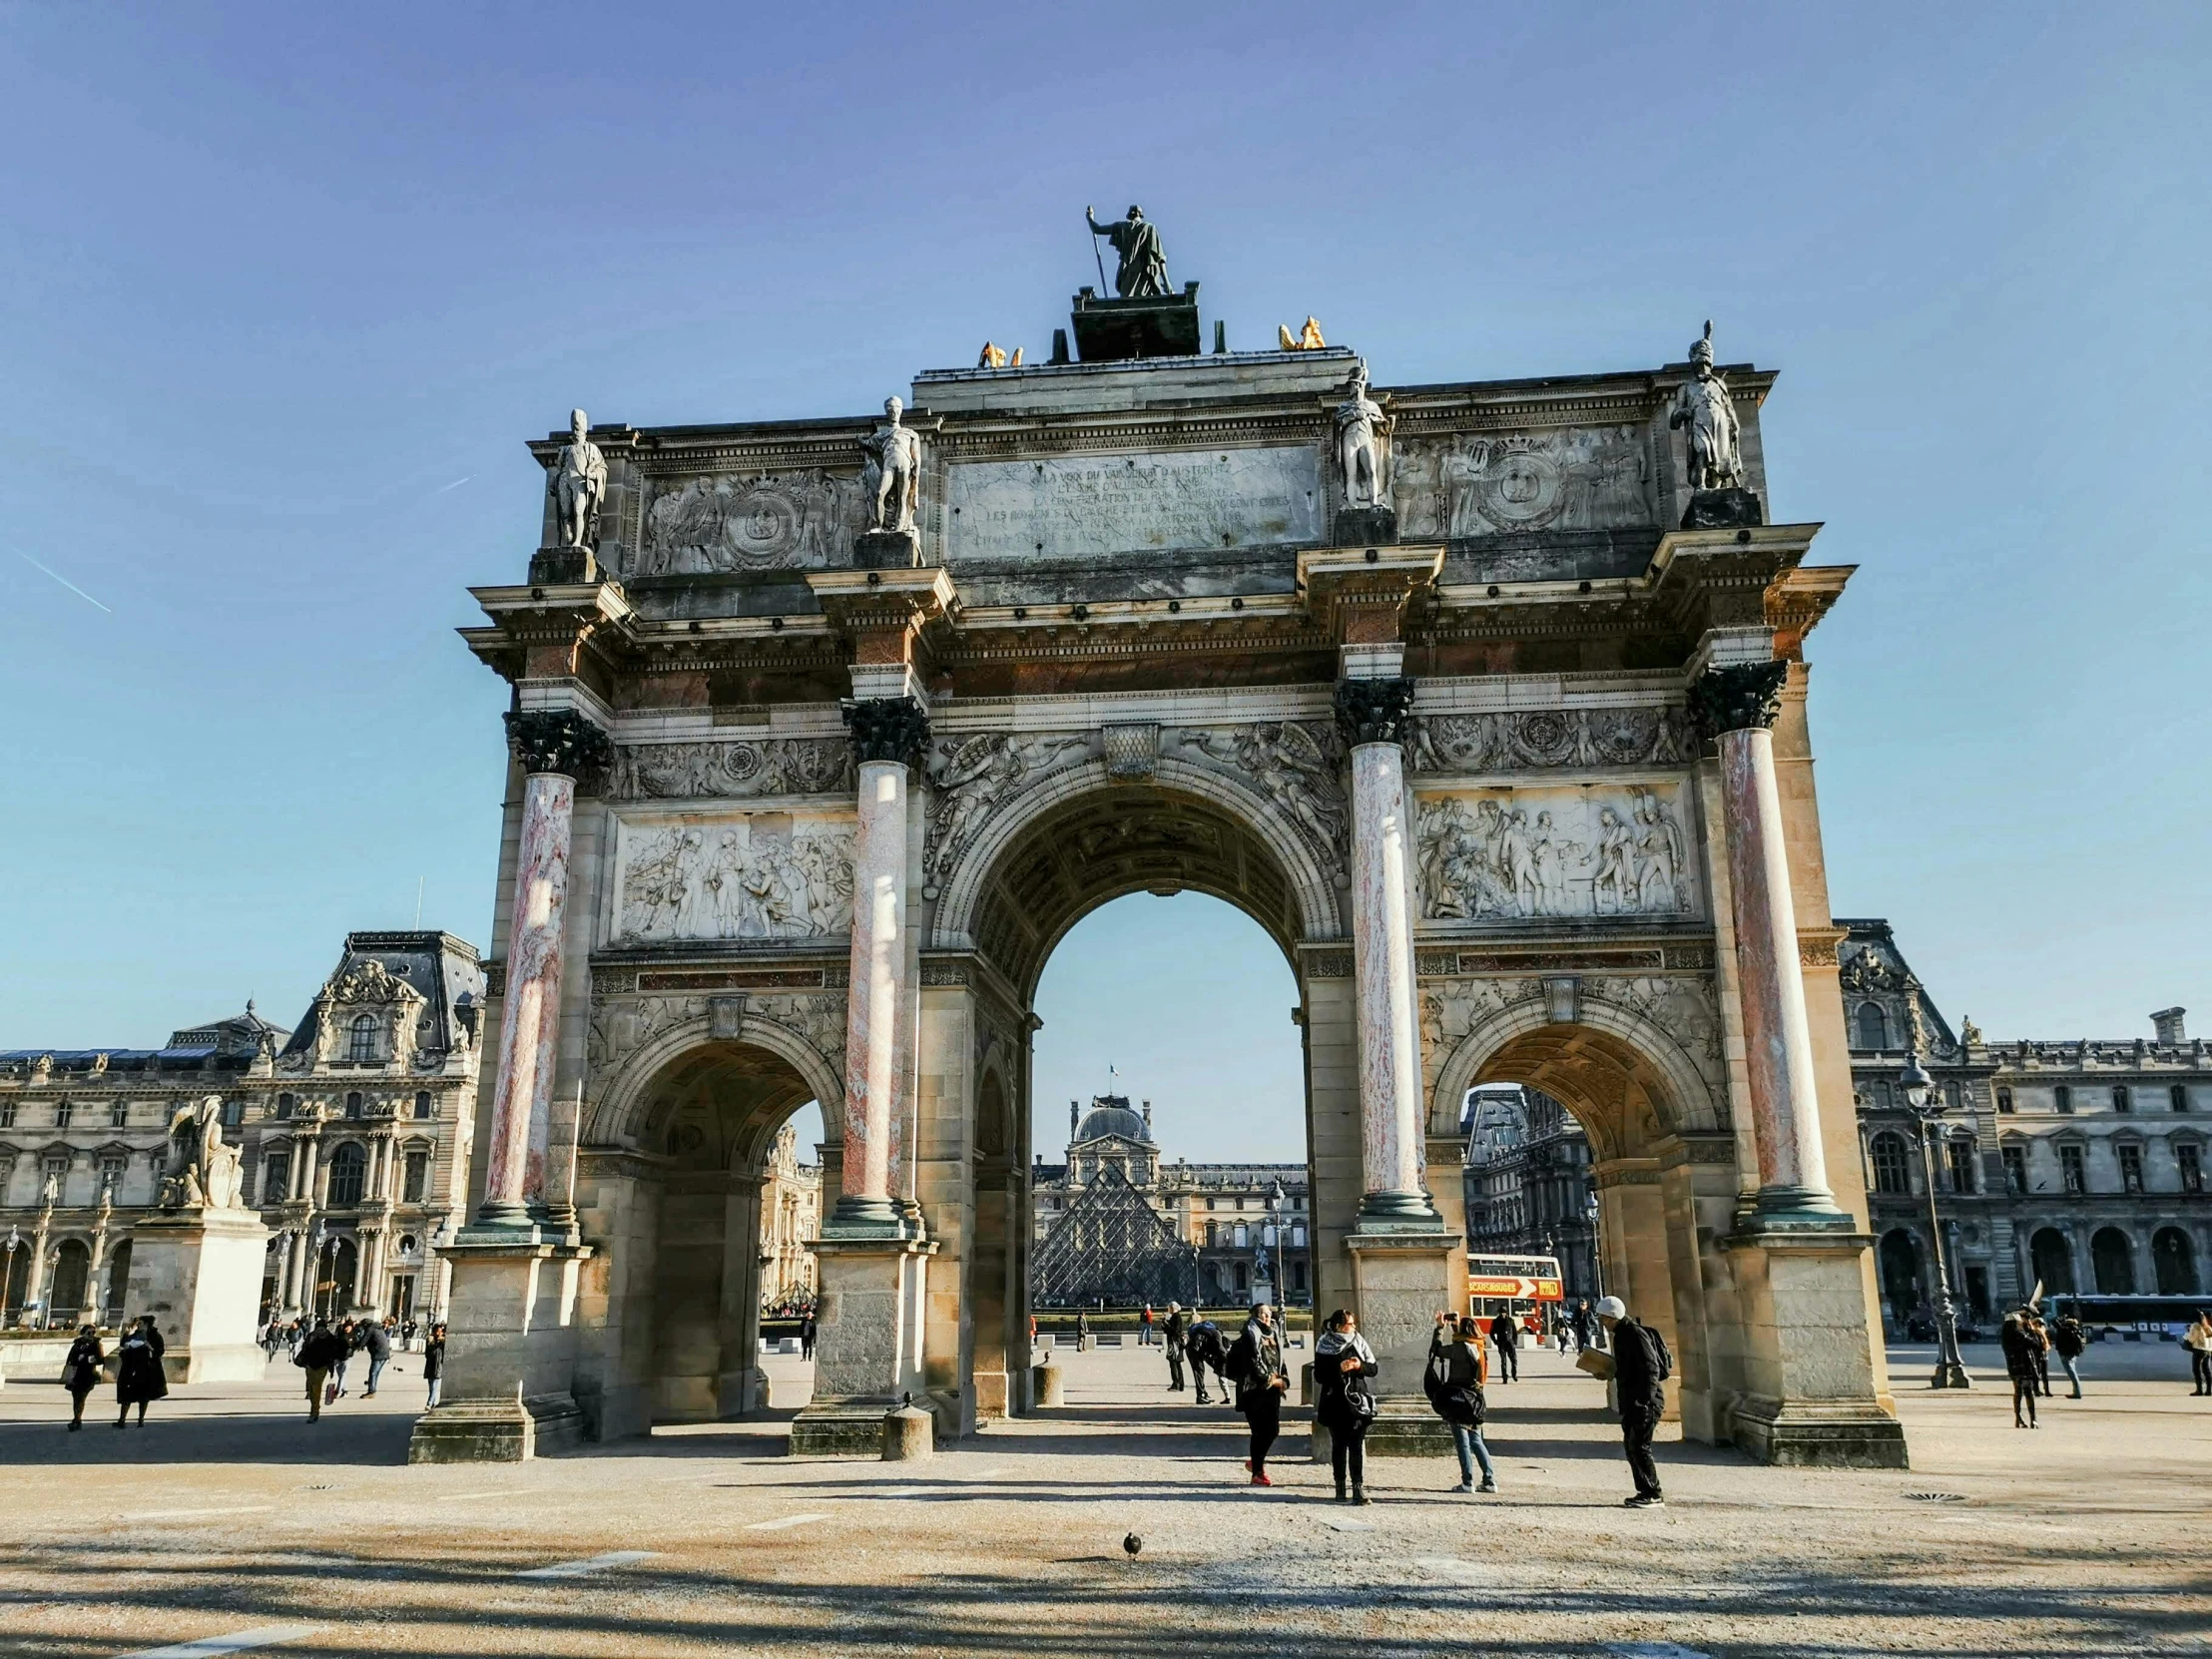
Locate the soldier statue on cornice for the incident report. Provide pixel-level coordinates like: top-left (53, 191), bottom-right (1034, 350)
top-left (550, 408), bottom-right (608, 550)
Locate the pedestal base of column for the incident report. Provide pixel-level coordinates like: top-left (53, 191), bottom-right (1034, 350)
top-left (406, 1237), bottom-right (594, 1464)
top-left (1354, 1190), bottom-right (1443, 1232)
top-left (1720, 1229), bottom-right (1908, 1468)
top-left (1346, 1227), bottom-right (1459, 1456)
top-left (1738, 1187), bottom-right (1856, 1234)
top-left (793, 1235), bottom-right (939, 1456)
top-left (124, 1207), bottom-right (272, 1384)
top-left (821, 1194), bottom-right (912, 1241)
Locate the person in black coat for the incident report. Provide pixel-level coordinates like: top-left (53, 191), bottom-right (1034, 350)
top-left (1228, 1303), bottom-right (1290, 1485)
top-left (61, 1325), bottom-right (105, 1431)
top-left (1596, 1296), bottom-right (1667, 1506)
top-left (1489, 1307), bottom-right (1519, 1382)
top-left (295, 1318), bottom-right (350, 1422)
top-left (2000, 1310), bottom-right (2041, 1428)
top-left (114, 1317), bottom-right (168, 1428)
top-left (422, 1323), bottom-right (447, 1408)
top-left (1425, 1314), bottom-right (1497, 1493)
top-left (1314, 1309), bottom-right (1380, 1504)
top-left (1185, 1319), bottom-right (1229, 1404)
top-left (1163, 1303), bottom-right (1191, 1392)
top-left (358, 1319), bottom-right (393, 1397)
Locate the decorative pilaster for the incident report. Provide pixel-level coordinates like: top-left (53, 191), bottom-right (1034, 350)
top-left (1694, 662), bottom-right (1847, 1228)
top-left (1334, 678), bottom-right (1433, 1228)
top-left (830, 697), bottom-right (930, 1236)
top-left (473, 708), bottom-right (610, 1234)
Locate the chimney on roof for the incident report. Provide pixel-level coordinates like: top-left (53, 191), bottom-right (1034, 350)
top-left (2153, 1007), bottom-right (2187, 1043)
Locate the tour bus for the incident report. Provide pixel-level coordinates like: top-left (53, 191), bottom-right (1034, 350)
top-left (2044, 1292), bottom-right (2208, 1341)
top-left (1465, 1252), bottom-right (1564, 1341)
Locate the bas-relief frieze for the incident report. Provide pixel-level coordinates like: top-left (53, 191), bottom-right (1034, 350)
top-left (634, 469), bottom-right (866, 575)
top-left (1410, 708), bottom-right (1689, 775)
top-left (1416, 784), bottom-right (1699, 923)
top-left (1175, 721), bottom-right (1348, 882)
top-left (608, 738), bottom-right (854, 802)
top-left (586, 990), bottom-right (847, 1097)
top-left (924, 733), bottom-right (1092, 881)
top-left (944, 446), bottom-right (1323, 562)
top-left (1390, 427), bottom-right (1654, 538)
top-left (1419, 971), bottom-right (1724, 1106)
top-left (612, 812), bottom-right (854, 944)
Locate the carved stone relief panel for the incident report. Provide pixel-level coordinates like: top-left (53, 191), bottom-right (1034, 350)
top-left (924, 732), bottom-right (1092, 881)
top-left (1581, 974), bottom-right (1726, 1092)
top-left (1173, 720), bottom-right (1348, 884)
top-left (636, 468), bottom-right (866, 576)
top-left (1390, 427), bottom-right (1655, 538)
top-left (1410, 707), bottom-right (1689, 775)
top-left (1414, 782), bottom-right (1701, 923)
top-left (586, 989), bottom-right (848, 1101)
top-left (608, 738), bottom-right (854, 802)
top-left (612, 810), bottom-right (855, 943)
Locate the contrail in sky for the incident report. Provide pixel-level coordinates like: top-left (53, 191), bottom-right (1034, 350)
top-left (15, 549), bottom-right (112, 613)
top-left (435, 476), bottom-right (473, 493)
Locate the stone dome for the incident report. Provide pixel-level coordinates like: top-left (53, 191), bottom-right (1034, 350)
top-left (1074, 1094), bottom-right (1152, 1145)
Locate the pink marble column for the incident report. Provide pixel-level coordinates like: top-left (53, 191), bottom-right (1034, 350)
top-left (1338, 679), bottom-right (1437, 1228)
top-left (476, 709), bottom-right (606, 1230)
top-left (1701, 663), bottom-right (1846, 1225)
top-left (831, 698), bottom-right (929, 1235)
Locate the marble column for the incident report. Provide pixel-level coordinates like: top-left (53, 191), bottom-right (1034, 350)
top-left (476, 708), bottom-right (609, 1231)
top-left (1694, 662), bottom-right (1846, 1227)
top-left (829, 696), bottom-right (930, 1237)
top-left (1335, 678), bottom-right (1435, 1226)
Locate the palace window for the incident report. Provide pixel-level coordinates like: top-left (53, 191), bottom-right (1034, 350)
top-left (1996, 1087), bottom-right (2014, 1114)
top-left (99, 1154), bottom-right (127, 1193)
top-left (265, 1152), bottom-right (290, 1203)
top-left (2113, 1085), bottom-right (2132, 1114)
top-left (413, 1091), bottom-right (434, 1120)
top-left (276, 1093), bottom-right (295, 1120)
top-left (0, 1101), bottom-right (13, 1128)
top-left (54, 1099), bottom-right (74, 1129)
top-left (326, 1143), bottom-right (367, 1207)
top-left (2179, 1143), bottom-right (2204, 1194)
top-left (348, 1015), bottom-right (377, 1063)
top-left (221, 1097), bottom-right (245, 1128)
top-left (1869, 1132), bottom-right (1910, 1196)
top-left (2059, 1144), bottom-right (2086, 1194)
top-left (1205, 1222), bottom-right (1218, 1248)
top-left (2118, 1143), bottom-right (2145, 1194)
top-left (1291, 1224), bottom-right (1307, 1248)
top-left (402, 1150), bottom-right (429, 1204)
top-left (344, 1092), bottom-right (363, 1120)
top-left (1205, 1197), bottom-right (1217, 1211)
top-left (1855, 1002), bottom-right (1888, 1051)
top-left (2001, 1144), bottom-right (2027, 1195)
top-left (109, 1100), bottom-right (128, 1129)
top-left (2054, 1085), bottom-right (2073, 1115)
top-left (2173, 1085), bottom-right (2192, 1114)
top-left (1234, 1224), bottom-right (1249, 1248)
top-left (1945, 1137), bottom-right (1976, 1195)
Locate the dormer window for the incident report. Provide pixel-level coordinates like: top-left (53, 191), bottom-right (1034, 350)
top-left (348, 1015), bottom-right (378, 1063)
top-left (1855, 1002), bottom-right (1888, 1051)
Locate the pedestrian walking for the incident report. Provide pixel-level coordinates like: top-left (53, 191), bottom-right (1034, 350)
top-left (358, 1318), bottom-right (392, 1397)
top-left (1424, 1313), bottom-right (1497, 1494)
top-left (1141, 1304), bottom-right (1155, 1347)
top-left (61, 1325), bottom-right (105, 1431)
top-left (2186, 1311), bottom-right (2212, 1395)
top-left (296, 1318), bottom-right (348, 1422)
top-left (1570, 1299), bottom-right (1595, 1354)
top-left (422, 1323), bottom-right (446, 1408)
top-left (1999, 1308), bottom-right (2040, 1428)
top-left (332, 1318), bottom-right (355, 1397)
top-left (1594, 1295), bottom-right (1669, 1506)
top-left (2024, 1310), bottom-right (2053, 1397)
top-left (1074, 1310), bottom-right (1090, 1352)
top-left (1227, 1302), bottom-right (1289, 1486)
top-left (1314, 1309), bottom-right (1380, 1504)
top-left (2050, 1313), bottom-right (2087, 1399)
top-left (799, 1312), bottom-right (817, 1361)
top-left (1164, 1302), bottom-right (1191, 1391)
top-left (114, 1316), bottom-right (168, 1429)
top-left (1186, 1318), bottom-right (1229, 1404)
top-left (1489, 1306), bottom-right (1520, 1382)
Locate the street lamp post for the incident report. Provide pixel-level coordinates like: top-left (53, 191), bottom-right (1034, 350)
top-left (1901, 1050), bottom-right (1971, 1389)
top-left (1, 1226), bottom-right (19, 1330)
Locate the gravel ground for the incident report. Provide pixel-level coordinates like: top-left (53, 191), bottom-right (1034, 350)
top-left (0, 1340), bottom-right (2205, 1658)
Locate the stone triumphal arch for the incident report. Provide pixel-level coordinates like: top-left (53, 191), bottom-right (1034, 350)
top-left (410, 276), bottom-right (1907, 1469)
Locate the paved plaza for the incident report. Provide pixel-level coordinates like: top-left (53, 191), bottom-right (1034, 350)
top-left (0, 1343), bottom-right (2205, 1658)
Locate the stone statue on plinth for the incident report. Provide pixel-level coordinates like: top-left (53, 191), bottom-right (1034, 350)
top-left (1334, 362), bottom-right (1398, 545)
top-left (1668, 322), bottom-right (1763, 529)
top-left (1086, 205), bottom-right (1169, 298)
top-left (550, 408), bottom-right (609, 550)
top-left (161, 1095), bottom-right (247, 1211)
top-left (855, 396), bottom-right (923, 568)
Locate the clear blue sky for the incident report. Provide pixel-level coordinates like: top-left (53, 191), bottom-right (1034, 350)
top-left (4, 6), bottom-right (2206, 1164)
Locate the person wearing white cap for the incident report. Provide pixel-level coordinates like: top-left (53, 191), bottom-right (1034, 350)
top-left (1595, 1295), bottom-right (1673, 1507)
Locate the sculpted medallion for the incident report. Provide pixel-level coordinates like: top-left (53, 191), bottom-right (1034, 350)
top-left (1410, 707), bottom-right (1689, 774)
top-left (638, 469), bottom-right (864, 575)
top-left (1390, 426), bottom-right (1652, 538)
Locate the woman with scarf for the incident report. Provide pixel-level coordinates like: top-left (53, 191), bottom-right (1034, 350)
top-left (1424, 1314), bottom-right (1498, 1493)
top-left (1315, 1309), bottom-right (1380, 1504)
top-left (60, 1324), bottom-right (105, 1431)
top-left (1229, 1303), bottom-right (1290, 1486)
top-left (114, 1316), bottom-right (168, 1428)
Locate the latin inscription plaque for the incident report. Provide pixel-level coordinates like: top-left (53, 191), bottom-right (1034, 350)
top-left (945, 445), bottom-right (1322, 561)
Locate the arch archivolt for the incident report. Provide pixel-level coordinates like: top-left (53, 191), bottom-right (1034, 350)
top-left (1421, 971), bottom-right (1727, 1160)
top-left (585, 990), bottom-right (845, 1158)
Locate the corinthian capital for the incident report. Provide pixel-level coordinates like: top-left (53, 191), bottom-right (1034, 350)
top-left (842, 696), bottom-right (932, 769)
top-left (1333, 676), bottom-right (1417, 749)
top-left (1689, 661), bottom-right (1789, 740)
top-left (504, 708), bottom-right (612, 779)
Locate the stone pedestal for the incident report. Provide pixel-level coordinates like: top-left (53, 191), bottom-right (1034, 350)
top-left (852, 528), bottom-right (922, 569)
top-left (792, 1236), bottom-right (937, 1455)
top-left (1070, 283), bottom-right (1203, 361)
top-left (1681, 488), bottom-right (1764, 530)
top-left (1343, 1231), bottom-right (1458, 1455)
top-left (124, 1208), bottom-right (272, 1383)
top-left (1031, 1358), bottom-right (1064, 1407)
top-left (1333, 505), bottom-right (1398, 547)
top-left (881, 1401), bottom-right (935, 1461)
top-left (1722, 1230), bottom-right (1909, 1467)
top-left (406, 1238), bottom-right (592, 1463)
top-left (527, 546), bottom-right (600, 584)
